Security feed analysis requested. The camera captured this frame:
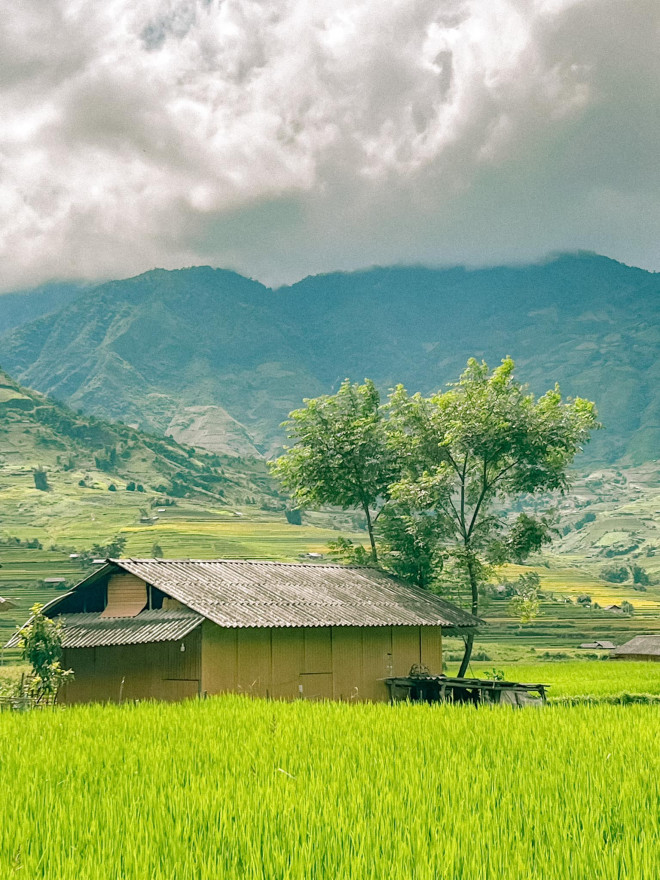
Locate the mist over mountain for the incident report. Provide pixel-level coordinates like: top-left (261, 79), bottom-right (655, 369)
top-left (0, 282), bottom-right (84, 337)
top-left (2, 253), bottom-right (658, 465)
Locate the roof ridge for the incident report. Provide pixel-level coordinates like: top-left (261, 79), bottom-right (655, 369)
top-left (114, 557), bottom-right (382, 570)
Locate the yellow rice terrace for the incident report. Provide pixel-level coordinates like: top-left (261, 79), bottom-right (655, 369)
top-left (1, 697), bottom-right (659, 879)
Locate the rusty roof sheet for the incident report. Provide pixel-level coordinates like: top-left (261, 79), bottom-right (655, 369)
top-left (612, 635), bottom-right (660, 657)
top-left (6, 609), bottom-right (203, 649)
top-left (101, 559), bottom-right (481, 630)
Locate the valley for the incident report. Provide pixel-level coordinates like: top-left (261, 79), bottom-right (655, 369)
top-left (1, 253), bottom-right (659, 667)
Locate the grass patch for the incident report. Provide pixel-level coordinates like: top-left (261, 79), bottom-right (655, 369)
top-left (1, 697), bottom-right (659, 878)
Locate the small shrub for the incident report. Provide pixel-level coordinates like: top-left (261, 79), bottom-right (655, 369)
top-left (33, 467), bottom-right (50, 491)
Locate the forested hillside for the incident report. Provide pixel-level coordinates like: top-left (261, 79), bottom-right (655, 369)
top-left (1, 253), bottom-right (658, 463)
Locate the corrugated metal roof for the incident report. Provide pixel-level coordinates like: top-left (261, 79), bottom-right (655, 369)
top-left (0, 596), bottom-right (17, 611)
top-left (40, 609), bottom-right (202, 649)
top-left (612, 635), bottom-right (660, 657)
top-left (101, 558), bottom-right (482, 630)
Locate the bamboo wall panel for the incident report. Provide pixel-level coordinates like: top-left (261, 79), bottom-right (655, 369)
top-left (330, 627), bottom-right (363, 701)
top-left (303, 627), bottom-right (333, 674)
top-left (61, 638), bottom-right (201, 704)
top-left (391, 627), bottom-right (421, 677)
top-left (100, 575), bottom-right (147, 618)
top-left (201, 621), bottom-right (237, 694)
top-left (61, 622), bottom-right (446, 704)
top-left (271, 628), bottom-right (304, 699)
top-left (360, 628), bottom-right (393, 701)
top-left (299, 673), bottom-right (333, 700)
top-left (237, 628), bottom-right (272, 697)
top-left (420, 626), bottom-right (443, 674)
top-left (164, 627), bottom-right (201, 681)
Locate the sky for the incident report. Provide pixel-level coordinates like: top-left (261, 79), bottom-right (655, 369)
top-left (1, 0), bottom-right (659, 291)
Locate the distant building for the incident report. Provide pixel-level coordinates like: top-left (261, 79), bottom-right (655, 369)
top-left (612, 635), bottom-right (660, 661)
top-left (8, 558), bottom-right (481, 704)
top-left (578, 640), bottom-right (616, 650)
top-left (0, 596), bottom-right (17, 612)
top-left (604, 604), bottom-right (625, 614)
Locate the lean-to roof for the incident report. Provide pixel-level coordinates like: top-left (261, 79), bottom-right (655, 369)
top-left (6, 609), bottom-right (203, 649)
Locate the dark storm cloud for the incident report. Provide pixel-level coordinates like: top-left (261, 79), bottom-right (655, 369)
top-left (0, 0), bottom-right (658, 291)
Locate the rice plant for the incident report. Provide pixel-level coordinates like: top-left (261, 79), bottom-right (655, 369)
top-left (0, 697), bottom-right (658, 878)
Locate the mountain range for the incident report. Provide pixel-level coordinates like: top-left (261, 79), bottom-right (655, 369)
top-left (1, 252), bottom-right (658, 464)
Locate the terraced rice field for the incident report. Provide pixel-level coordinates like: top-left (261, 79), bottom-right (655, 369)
top-left (475, 660), bottom-right (660, 698)
top-left (1, 696), bottom-right (659, 878)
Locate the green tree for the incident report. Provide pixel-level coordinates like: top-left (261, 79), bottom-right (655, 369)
top-left (386, 357), bottom-right (598, 674)
top-left (509, 572), bottom-right (541, 625)
top-left (271, 379), bottom-right (394, 561)
top-left (18, 603), bottom-right (73, 704)
top-left (33, 467), bottom-right (50, 491)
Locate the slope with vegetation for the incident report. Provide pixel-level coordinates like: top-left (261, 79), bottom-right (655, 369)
top-left (0, 367), bottom-right (303, 646)
top-left (1, 253), bottom-right (658, 463)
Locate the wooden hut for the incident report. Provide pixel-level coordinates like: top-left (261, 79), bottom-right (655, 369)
top-left (7, 559), bottom-right (481, 704)
top-left (612, 635), bottom-right (660, 661)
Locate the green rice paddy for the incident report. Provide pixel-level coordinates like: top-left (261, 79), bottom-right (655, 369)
top-left (1, 696), bottom-right (659, 878)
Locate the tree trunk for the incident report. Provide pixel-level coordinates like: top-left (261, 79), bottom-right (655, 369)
top-left (457, 550), bottom-right (479, 677)
top-left (457, 633), bottom-right (474, 678)
top-left (363, 504), bottom-right (378, 563)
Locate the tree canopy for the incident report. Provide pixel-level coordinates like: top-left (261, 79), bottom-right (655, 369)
top-left (270, 379), bottom-right (394, 560)
top-left (271, 358), bottom-right (599, 673)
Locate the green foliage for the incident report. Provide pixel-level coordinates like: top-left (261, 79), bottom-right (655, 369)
top-left (386, 357), bottom-right (598, 670)
top-left (600, 564), bottom-right (628, 583)
top-left (632, 564), bottom-right (652, 586)
top-left (271, 379), bottom-right (395, 560)
top-left (375, 505), bottom-right (444, 589)
top-left (16, 603), bottom-right (73, 703)
top-left (151, 543), bottom-right (164, 559)
top-left (621, 600), bottom-right (634, 615)
top-left (574, 511), bottom-right (596, 530)
top-left (284, 508), bottom-right (302, 526)
top-left (77, 535), bottom-right (127, 568)
top-left (32, 467), bottom-right (49, 492)
top-left (327, 536), bottom-right (371, 566)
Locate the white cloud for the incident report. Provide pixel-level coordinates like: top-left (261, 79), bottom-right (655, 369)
top-left (0, 0), bottom-right (658, 290)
